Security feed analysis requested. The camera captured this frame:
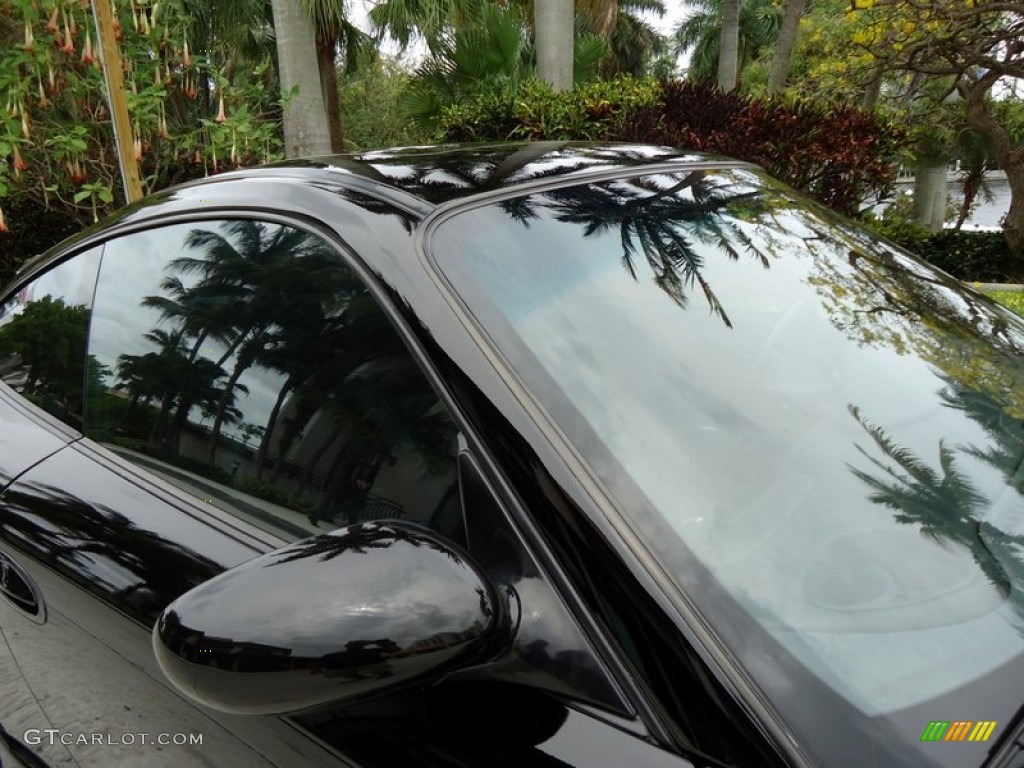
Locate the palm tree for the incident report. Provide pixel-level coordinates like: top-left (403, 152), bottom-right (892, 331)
top-left (272, 0), bottom-right (332, 157)
top-left (143, 275), bottom-right (241, 364)
top-left (169, 221), bottom-right (347, 464)
top-left (399, 4), bottom-right (532, 127)
top-left (368, 0), bottom-right (490, 52)
top-left (536, 0), bottom-right (575, 91)
top-left (847, 405), bottom-right (1024, 616)
top-left (718, 0), bottom-right (740, 90)
top-left (188, 0), bottom-right (375, 157)
top-left (301, 0), bottom-right (376, 152)
top-left (766, 0), bottom-right (806, 95)
top-left (588, 0), bottom-right (669, 77)
top-left (399, 5), bottom-right (608, 127)
top-left (542, 171), bottom-right (770, 326)
top-left (674, 0), bottom-right (780, 86)
top-left (940, 382), bottom-right (1024, 494)
top-left (120, 327), bottom-right (191, 445)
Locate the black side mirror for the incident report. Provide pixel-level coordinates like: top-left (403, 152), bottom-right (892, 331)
top-left (153, 521), bottom-right (511, 714)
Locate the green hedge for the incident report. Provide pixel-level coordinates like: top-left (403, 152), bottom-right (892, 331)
top-left (439, 77), bottom-right (662, 142)
top-left (439, 78), bottom-right (906, 217)
top-left (866, 216), bottom-right (1023, 282)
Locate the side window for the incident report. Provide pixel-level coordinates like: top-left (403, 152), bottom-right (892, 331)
top-left (0, 247), bottom-right (102, 430)
top-left (83, 220), bottom-right (462, 544)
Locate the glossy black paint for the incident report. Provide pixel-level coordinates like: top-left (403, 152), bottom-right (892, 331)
top-left (0, 443), bottom-right (260, 623)
top-left (0, 550), bottom-right (43, 621)
top-left (154, 521), bottom-right (506, 714)
top-left (0, 143), bottom-right (830, 768)
top-left (0, 386), bottom-right (71, 489)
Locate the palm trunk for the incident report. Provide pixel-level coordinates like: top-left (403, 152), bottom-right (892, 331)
top-left (767, 0), bottom-right (806, 96)
top-left (205, 357), bottom-right (250, 465)
top-left (119, 392), bottom-right (142, 429)
top-left (149, 395), bottom-right (175, 446)
top-left (535, 0), bottom-right (574, 92)
top-left (717, 0), bottom-right (740, 92)
top-left (913, 162), bottom-right (948, 233)
top-left (255, 378), bottom-right (295, 479)
top-left (186, 331), bottom-right (208, 363)
top-left (317, 36), bottom-right (345, 153)
top-left (271, 0), bottom-right (332, 157)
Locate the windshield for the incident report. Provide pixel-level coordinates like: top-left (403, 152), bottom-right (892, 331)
top-left (430, 168), bottom-right (1024, 768)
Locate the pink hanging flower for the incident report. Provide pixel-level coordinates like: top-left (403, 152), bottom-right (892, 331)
top-left (81, 31), bottom-right (95, 65)
top-left (13, 146), bottom-right (28, 177)
top-left (62, 15), bottom-right (75, 54)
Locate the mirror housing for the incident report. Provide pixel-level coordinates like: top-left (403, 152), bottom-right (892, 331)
top-left (153, 521), bottom-right (509, 714)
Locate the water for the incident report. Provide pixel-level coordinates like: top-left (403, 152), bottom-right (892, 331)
top-left (957, 177), bottom-right (1011, 228)
top-left (889, 174), bottom-right (1011, 230)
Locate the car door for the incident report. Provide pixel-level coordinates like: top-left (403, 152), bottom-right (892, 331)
top-left (0, 224), bottom-right (376, 767)
top-left (0, 210), bottom-right (695, 768)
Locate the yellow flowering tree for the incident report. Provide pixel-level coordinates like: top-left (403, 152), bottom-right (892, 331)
top-left (842, 0), bottom-right (1024, 252)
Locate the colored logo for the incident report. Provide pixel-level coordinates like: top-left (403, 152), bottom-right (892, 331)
top-left (921, 721), bottom-right (997, 743)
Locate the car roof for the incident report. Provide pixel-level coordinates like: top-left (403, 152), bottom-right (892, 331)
top-left (11, 142), bottom-right (753, 282)
top-left (198, 141), bottom-right (753, 209)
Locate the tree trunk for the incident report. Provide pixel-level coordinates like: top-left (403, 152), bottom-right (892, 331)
top-left (1004, 167), bottom-right (1024, 255)
top-left (149, 395), bottom-right (175, 446)
top-left (913, 162), bottom-right (948, 232)
top-left (587, 0), bottom-right (618, 40)
top-left (118, 393), bottom-right (142, 430)
top-left (767, 0), bottom-right (806, 96)
top-left (717, 0), bottom-right (740, 92)
top-left (255, 378), bottom-right (294, 479)
top-left (959, 75), bottom-right (1024, 254)
top-left (206, 354), bottom-right (252, 465)
top-left (317, 35), bottom-right (345, 153)
top-left (861, 76), bottom-right (882, 109)
top-left (271, 0), bottom-right (332, 157)
top-left (535, 0), bottom-right (574, 92)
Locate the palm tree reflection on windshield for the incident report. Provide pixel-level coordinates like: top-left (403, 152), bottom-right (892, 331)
top-left (544, 171), bottom-right (771, 328)
top-left (943, 381), bottom-right (1024, 494)
top-left (848, 404), bottom-right (1024, 619)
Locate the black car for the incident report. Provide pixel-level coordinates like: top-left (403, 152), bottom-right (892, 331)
top-left (1, 143), bottom-right (1023, 768)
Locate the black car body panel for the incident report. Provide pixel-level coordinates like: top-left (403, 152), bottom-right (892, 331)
top-left (1, 142), bottom-right (1020, 768)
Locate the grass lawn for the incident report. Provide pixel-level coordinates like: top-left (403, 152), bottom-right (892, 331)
top-left (985, 290), bottom-right (1024, 317)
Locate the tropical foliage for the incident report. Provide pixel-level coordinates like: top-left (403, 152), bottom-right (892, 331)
top-left (440, 78), bottom-right (907, 216)
top-left (337, 58), bottom-right (432, 150)
top-left (673, 0), bottom-right (780, 85)
top-left (398, 3), bottom-right (610, 127)
top-left (0, 0), bottom-right (284, 232)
